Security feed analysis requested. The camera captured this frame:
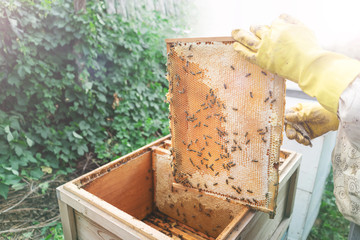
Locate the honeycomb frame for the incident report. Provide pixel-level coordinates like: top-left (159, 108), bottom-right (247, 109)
top-left (166, 37), bottom-right (286, 216)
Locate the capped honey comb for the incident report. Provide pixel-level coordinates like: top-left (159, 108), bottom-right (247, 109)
top-left (166, 37), bottom-right (285, 216)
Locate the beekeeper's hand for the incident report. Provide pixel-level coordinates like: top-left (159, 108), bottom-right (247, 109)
top-left (285, 102), bottom-right (339, 146)
top-left (232, 14), bottom-right (360, 114)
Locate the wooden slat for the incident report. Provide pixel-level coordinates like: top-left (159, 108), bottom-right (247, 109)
top-left (284, 167), bottom-right (300, 218)
top-left (58, 185), bottom-right (170, 240)
top-left (75, 210), bottom-right (122, 240)
top-left (83, 150), bottom-right (153, 219)
top-left (70, 134), bottom-right (171, 187)
top-left (58, 199), bottom-right (77, 240)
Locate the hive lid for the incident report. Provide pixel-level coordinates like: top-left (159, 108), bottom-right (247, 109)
top-left (166, 37), bottom-right (286, 216)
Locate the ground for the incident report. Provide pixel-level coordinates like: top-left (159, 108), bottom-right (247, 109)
top-left (0, 159), bottom-right (100, 240)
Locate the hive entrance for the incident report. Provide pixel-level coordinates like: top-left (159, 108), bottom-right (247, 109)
top-left (166, 37), bottom-right (285, 215)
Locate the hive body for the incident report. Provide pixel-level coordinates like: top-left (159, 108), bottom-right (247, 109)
top-left (166, 37), bottom-right (286, 214)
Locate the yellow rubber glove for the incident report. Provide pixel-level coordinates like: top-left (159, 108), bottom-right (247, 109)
top-left (232, 14), bottom-right (360, 114)
top-left (285, 103), bottom-right (339, 146)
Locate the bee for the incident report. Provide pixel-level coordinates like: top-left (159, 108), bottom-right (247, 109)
top-left (250, 92), bottom-right (253, 98)
top-left (204, 183), bottom-right (208, 188)
top-left (213, 183), bottom-right (218, 186)
top-left (226, 179), bottom-right (229, 185)
top-left (230, 65), bottom-right (235, 70)
top-left (215, 158), bottom-right (219, 161)
top-left (246, 139), bottom-right (250, 145)
top-left (261, 71), bottom-right (267, 76)
top-left (247, 190), bottom-right (253, 193)
top-left (208, 152), bottom-right (211, 157)
top-left (215, 172), bottom-right (219, 176)
top-left (182, 66), bottom-right (187, 72)
top-left (232, 107), bottom-right (238, 111)
top-left (228, 176), bottom-right (234, 180)
top-left (252, 159), bottom-right (258, 163)
top-left (245, 132), bottom-right (248, 138)
top-left (209, 164), bottom-right (214, 171)
top-left (178, 88), bottom-right (185, 94)
top-left (269, 90), bottom-right (272, 97)
top-left (190, 71), bottom-right (196, 75)
top-left (196, 109), bottom-right (201, 113)
top-left (264, 97), bottom-right (269, 102)
top-left (189, 44), bottom-right (192, 50)
top-left (224, 84), bottom-right (227, 89)
top-left (233, 132), bottom-right (238, 135)
top-left (197, 71), bottom-right (202, 74)
top-left (188, 54), bottom-right (193, 58)
top-left (203, 124), bottom-right (209, 127)
top-left (262, 137), bottom-right (267, 143)
top-left (222, 103), bottom-right (226, 109)
top-left (206, 115), bottom-right (212, 119)
top-left (186, 60), bottom-right (189, 67)
top-left (245, 73), bottom-right (251, 77)
top-left (271, 99), bottom-right (277, 104)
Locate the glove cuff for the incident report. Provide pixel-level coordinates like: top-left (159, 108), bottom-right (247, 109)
top-left (299, 51), bottom-right (360, 114)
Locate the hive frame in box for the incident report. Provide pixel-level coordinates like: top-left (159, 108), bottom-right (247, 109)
top-left (57, 135), bottom-right (301, 240)
top-left (166, 37), bottom-right (286, 216)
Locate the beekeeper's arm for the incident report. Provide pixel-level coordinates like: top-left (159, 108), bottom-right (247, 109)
top-left (232, 14), bottom-right (360, 146)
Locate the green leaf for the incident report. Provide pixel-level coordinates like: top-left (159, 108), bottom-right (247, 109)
top-left (26, 136), bottom-right (34, 147)
top-left (7, 132), bottom-right (14, 142)
top-left (14, 145), bottom-right (23, 156)
top-left (0, 183), bottom-right (9, 199)
top-left (30, 168), bottom-right (44, 179)
top-left (72, 131), bottom-right (83, 139)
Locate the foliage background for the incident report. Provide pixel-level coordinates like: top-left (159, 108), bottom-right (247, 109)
top-left (0, 0), bottom-right (186, 200)
top-left (308, 170), bottom-right (350, 239)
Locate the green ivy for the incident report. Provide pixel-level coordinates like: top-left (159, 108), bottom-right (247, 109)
top-left (308, 170), bottom-right (350, 239)
top-left (0, 0), bottom-right (186, 199)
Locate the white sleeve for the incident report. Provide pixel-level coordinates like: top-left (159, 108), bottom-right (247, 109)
top-left (338, 76), bottom-right (360, 149)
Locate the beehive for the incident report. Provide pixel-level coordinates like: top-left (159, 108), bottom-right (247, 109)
top-left (166, 37), bottom-right (286, 215)
top-left (57, 136), bottom-right (301, 240)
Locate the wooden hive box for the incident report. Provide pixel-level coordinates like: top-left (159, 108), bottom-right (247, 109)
top-left (57, 135), bottom-right (301, 240)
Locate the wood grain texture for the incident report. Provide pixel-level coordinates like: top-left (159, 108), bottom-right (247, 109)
top-left (58, 199), bottom-right (77, 240)
top-left (75, 210), bottom-right (122, 240)
top-left (58, 185), bottom-right (170, 240)
top-left (83, 151), bottom-right (153, 220)
top-left (58, 135), bottom-right (301, 240)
